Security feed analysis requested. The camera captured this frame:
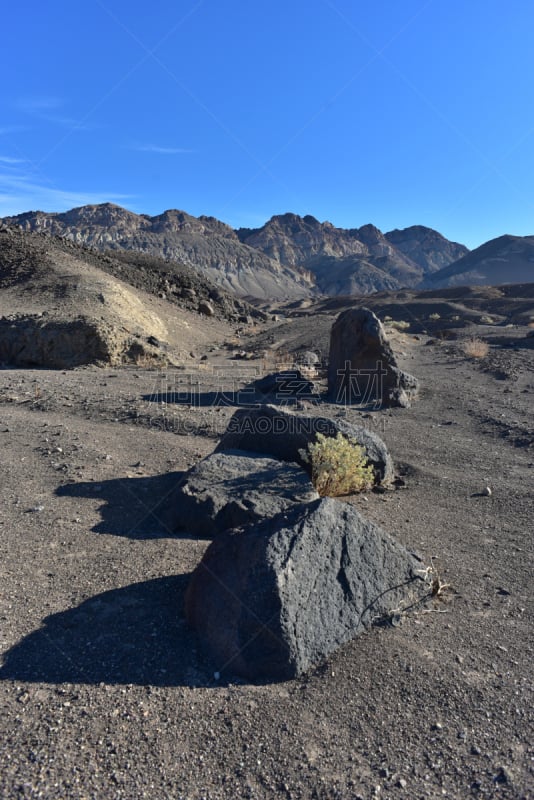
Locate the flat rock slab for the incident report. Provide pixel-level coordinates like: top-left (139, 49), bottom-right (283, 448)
top-left (185, 497), bottom-right (430, 681)
top-left (170, 449), bottom-right (318, 537)
top-left (252, 370), bottom-right (317, 399)
top-left (215, 405), bottom-right (394, 485)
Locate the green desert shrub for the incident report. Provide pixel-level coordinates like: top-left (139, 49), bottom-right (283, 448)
top-left (301, 433), bottom-right (374, 497)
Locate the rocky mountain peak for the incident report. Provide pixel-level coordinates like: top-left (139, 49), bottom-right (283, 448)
top-left (385, 225), bottom-right (469, 274)
top-left (148, 209), bottom-right (236, 237)
top-left (356, 223), bottom-right (384, 241)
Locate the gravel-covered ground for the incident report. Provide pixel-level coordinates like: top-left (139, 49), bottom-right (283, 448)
top-left (0, 320), bottom-right (533, 799)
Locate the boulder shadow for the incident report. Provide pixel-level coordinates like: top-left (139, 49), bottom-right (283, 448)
top-left (0, 573), bottom-right (272, 688)
top-left (56, 471), bottom-right (187, 539)
top-left (142, 370), bottom-right (323, 409)
top-left (485, 334), bottom-right (534, 350)
top-left (0, 575), bottom-right (218, 687)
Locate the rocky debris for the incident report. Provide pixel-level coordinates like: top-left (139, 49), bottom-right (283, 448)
top-left (327, 308), bottom-right (419, 408)
top-left (252, 370), bottom-right (318, 400)
top-left (215, 405), bottom-right (394, 485)
top-left (0, 314), bottom-right (167, 369)
top-left (169, 450), bottom-right (318, 537)
top-left (70, 248), bottom-right (267, 324)
top-left (185, 497), bottom-right (430, 680)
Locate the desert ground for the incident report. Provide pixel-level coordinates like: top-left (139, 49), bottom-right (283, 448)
top-left (0, 307), bottom-right (533, 799)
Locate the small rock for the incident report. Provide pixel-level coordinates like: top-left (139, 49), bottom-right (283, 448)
top-left (379, 768), bottom-right (389, 779)
top-left (28, 504), bottom-right (45, 513)
top-left (297, 350), bottom-right (320, 367)
top-left (482, 486), bottom-right (492, 496)
top-left (494, 766), bottom-right (513, 785)
top-left (198, 300), bottom-right (215, 317)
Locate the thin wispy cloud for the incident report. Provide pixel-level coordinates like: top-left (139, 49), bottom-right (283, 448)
top-left (0, 156), bottom-right (25, 164)
top-left (0, 170), bottom-right (132, 216)
top-left (42, 115), bottom-right (94, 131)
top-left (0, 124), bottom-right (29, 136)
top-left (17, 96), bottom-right (64, 113)
top-left (15, 97), bottom-right (93, 131)
top-left (131, 142), bottom-right (195, 155)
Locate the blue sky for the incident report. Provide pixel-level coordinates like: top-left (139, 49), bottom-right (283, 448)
top-left (1, 0), bottom-right (534, 249)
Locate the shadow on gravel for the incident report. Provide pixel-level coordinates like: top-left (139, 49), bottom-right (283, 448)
top-left (0, 575), bottom-right (220, 687)
top-left (142, 369), bottom-right (323, 408)
top-left (484, 334), bottom-right (534, 349)
top-left (56, 471), bottom-right (187, 539)
top-left (142, 390), bottom-right (321, 408)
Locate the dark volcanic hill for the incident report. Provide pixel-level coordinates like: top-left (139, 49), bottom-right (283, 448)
top-left (424, 234), bottom-right (534, 288)
top-left (4, 205), bottom-right (470, 299)
top-left (4, 205), bottom-right (314, 302)
top-left (384, 225), bottom-right (468, 273)
top-left (237, 213), bottom-right (468, 294)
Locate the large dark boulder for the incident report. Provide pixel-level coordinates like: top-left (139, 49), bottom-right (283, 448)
top-left (215, 405), bottom-right (394, 485)
top-left (327, 308), bottom-right (419, 408)
top-left (170, 450), bottom-right (318, 537)
top-left (185, 498), bottom-right (430, 680)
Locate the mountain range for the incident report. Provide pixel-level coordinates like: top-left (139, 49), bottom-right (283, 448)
top-left (3, 204), bottom-right (533, 300)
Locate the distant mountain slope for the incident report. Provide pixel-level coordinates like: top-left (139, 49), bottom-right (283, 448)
top-left (237, 213), bottom-right (465, 293)
top-left (3, 205), bottom-right (469, 299)
top-left (425, 234), bottom-right (534, 288)
top-left (302, 255), bottom-right (401, 296)
top-left (4, 205), bottom-right (314, 301)
top-left (384, 225), bottom-right (468, 273)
